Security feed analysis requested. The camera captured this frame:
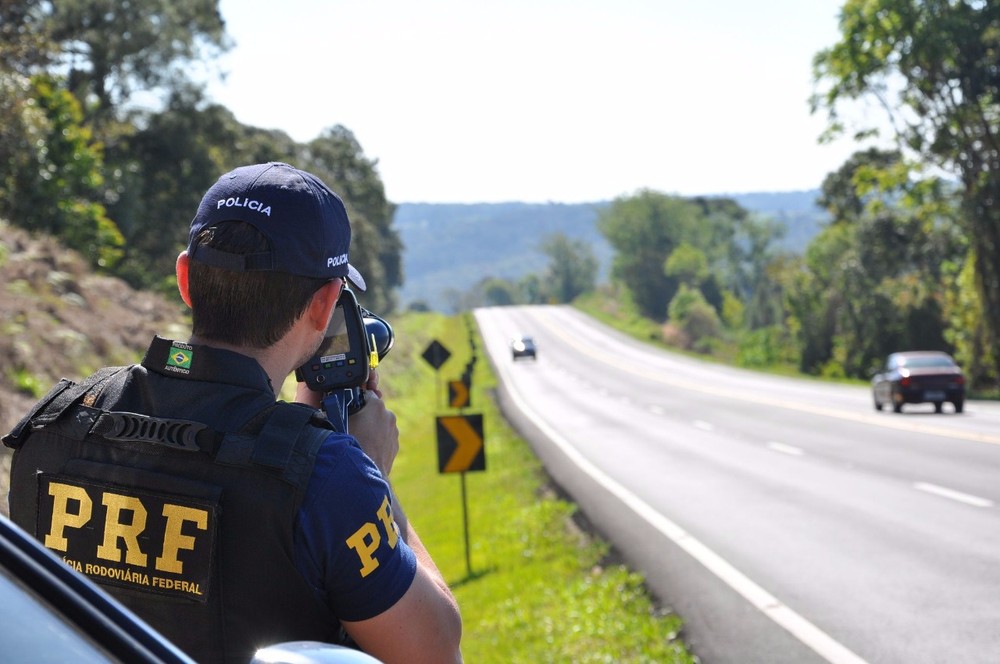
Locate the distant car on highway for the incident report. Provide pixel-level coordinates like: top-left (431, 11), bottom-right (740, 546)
top-left (511, 336), bottom-right (537, 360)
top-left (872, 351), bottom-right (965, 414)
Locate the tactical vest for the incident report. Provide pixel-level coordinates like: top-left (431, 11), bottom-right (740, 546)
top-left (3, 360), bottom-right (340, 664)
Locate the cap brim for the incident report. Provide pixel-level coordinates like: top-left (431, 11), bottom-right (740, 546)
top-left (347, 264), bottom-right (366, 291)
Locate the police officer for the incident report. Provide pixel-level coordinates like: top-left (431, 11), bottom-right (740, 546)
top-left (3, 162), bottom-right (463, 664)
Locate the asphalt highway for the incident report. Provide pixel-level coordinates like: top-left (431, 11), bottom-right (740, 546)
top-left (474, 305), bottom-right (1000, 664)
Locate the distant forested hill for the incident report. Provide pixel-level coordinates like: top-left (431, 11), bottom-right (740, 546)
top-left (394, 190), bottom-right (828, 311)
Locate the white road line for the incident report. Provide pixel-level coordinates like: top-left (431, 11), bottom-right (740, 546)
top-left (768, 442), bottom-right (805, 456)
top-left (534, 313), bottom-right (1000, 448)
top-left (693, 420), bottom-right (714, 431)
top-left (913, 482), bottom-right (994, 508)
top-left (487, 336), bottom-right (870, 664)
top-left (648, 405), bottom-right (665, 415)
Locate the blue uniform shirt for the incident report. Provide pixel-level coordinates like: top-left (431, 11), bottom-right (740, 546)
top-left (294, 430), bottom-right (418, 621)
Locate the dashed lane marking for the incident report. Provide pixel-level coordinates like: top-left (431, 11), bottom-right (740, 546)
top-left (913, 482), bottom-right (994, 508)
top-left (768, 442), bottom-right (805, 456)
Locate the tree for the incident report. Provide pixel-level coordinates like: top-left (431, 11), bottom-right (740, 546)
top-left (943, 253), bottom-right (996, 387)
top-left (667, 284), bottom-right (722, 354)
top-left (813, 0), bottom-right (1000, 380)
top-left (1, 3), bottom-right (405, 316)
top-left (479, 278), bottom-right (519, 306)
top-left (540, 233), bottom-right (598, 303)
top-left (518, 273), bottom-right (545, 304)
top-left (597, 191), bottom-right (703, 320)
top-left (0, 0), bottom-right (53, 74)
top-left (106, 86), bottom-right (248, 289)
top-left (664, 243), bottom-right (708, 287)
top-left (42, 0), bottom-right (229, 124)
top-left (788, 148), bottom-right (965, 377)
top-left (735, 219), bottom-right (789, 330)
top-left (599, 190), bottom-right (767, 324)
top-left (0, 74), bottom-right (123, 269)
top-left (444, 277), bottom-right (519, 312)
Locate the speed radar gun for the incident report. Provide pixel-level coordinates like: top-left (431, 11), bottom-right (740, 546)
top-left (295, 287), bottom-right (394, 433)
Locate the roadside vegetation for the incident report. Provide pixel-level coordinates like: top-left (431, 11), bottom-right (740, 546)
top-left (329, 311), bottom-right (698, 663)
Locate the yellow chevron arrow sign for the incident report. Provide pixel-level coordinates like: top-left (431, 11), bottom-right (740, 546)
top-left (448, 380), bottom-right (470, 409)
top-left (436, 414), bottom-right (485, 473)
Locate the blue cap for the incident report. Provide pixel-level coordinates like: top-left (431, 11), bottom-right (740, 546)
top-left (187, 162), bottom-right (365, 290)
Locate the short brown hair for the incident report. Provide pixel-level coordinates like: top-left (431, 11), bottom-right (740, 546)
top-left (188, 222), bottom-right (328, 348)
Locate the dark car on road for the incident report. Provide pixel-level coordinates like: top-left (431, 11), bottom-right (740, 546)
top-left (872, 351), bottom-right (965, 414)
top-left (510, 336), bottom-right (537, 360)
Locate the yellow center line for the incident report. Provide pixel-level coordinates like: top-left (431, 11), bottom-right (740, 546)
top-left (535, 314), bottom-right (1000, 447)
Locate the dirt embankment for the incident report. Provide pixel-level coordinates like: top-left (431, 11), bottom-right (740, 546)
top-left (0, 220), bottom-right (188, 517)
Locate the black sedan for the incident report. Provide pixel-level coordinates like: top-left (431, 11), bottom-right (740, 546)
top-left (872, 351), bottom-right (965, 414)
top-left (511, 336), bottom-right (537, 360)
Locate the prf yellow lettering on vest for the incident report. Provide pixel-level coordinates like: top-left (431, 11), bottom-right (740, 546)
top-left (42, 481), bottom-right (208, 573)
top-left (157, 504), bottom-right (208, 574)
top-left (97, 493), bottom-right (149, 566)
top-left (44, 482), bottom-right (92, 551)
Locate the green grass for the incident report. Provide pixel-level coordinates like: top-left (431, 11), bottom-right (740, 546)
top-left (380, 311), bottom-right (696, 663)
top-left (573, 289), bottom-right (665, 347)
top-left (10, 368), bottom-right (46, 398)
top-left (573, 290), bottom-right (876, 388)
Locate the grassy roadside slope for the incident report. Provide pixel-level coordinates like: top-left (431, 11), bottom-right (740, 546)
top-left (376, 311), bottom-right (696, 663)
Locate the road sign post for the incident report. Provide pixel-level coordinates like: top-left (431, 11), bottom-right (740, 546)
top-left (436, 413), bottom-right (484, 576)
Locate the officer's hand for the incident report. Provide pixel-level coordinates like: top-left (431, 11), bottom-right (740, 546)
top-left (294, 380), bottom-right (323, 409)
top-left (348, 391), bottom-right (399, 477)
top-left (364, 369), bottom-right (383, 399)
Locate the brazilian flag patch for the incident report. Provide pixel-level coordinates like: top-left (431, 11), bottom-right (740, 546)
top-left (166, 343), bottom-right (193, 374)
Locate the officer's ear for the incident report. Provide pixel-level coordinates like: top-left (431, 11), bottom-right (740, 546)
top-left (307, 278), bottom-right (343, 333)
top-left (176, 251), bottom-right (192, 308)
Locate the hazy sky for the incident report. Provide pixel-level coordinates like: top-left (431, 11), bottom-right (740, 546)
top-left (206, 0), bottom-right (870, 204)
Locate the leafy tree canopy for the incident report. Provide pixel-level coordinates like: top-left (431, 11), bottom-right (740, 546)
top-left (813, 0), bottom-right (1000, 377)
top-left (540, 233), bottom-right (598, 303)
top-left (42, 0), bottom-right (230, 122)
top-left (0, 73), bottom-right (122, 268)
top-left (597, 190), bottom-right (704, 320)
